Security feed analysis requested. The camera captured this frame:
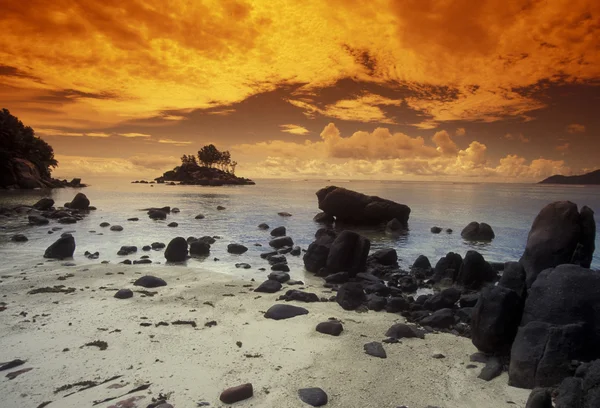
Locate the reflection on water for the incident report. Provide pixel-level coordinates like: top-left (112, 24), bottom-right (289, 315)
top-left (1, 177), bottom-right (599, 280)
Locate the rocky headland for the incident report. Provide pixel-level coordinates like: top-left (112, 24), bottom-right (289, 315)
top-left (539, 169), bottom-right (600, 185)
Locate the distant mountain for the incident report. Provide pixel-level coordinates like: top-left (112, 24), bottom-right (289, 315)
top-left (539, 169), bottom-right (600, 185)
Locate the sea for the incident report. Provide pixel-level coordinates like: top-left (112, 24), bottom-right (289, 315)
top-left (0, 178), bottom-right (599, 278)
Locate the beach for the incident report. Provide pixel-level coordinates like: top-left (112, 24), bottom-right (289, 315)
top-left (0, 262), bottom-right (530, 408)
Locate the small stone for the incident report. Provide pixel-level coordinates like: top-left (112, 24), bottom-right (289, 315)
top-left (478, 357), bottom-right (503, 381)
top-left (219, 383), bottom-right (253, 404)
top-left (264, 304), bottom-right (309, 320)
top-left (298, 387), bottom-right (328, 407)
top-left (114, 289), bottom-right (133, 299)
top-left (110, 225), bottom-right (123, 232)
top-left (167, 222), bottom-right (178, 227)
top-left (316, 321), bottom-right (343, 336)
top-left (364, 342), bottom-right (387, 358)
top-left (254, 280), bottom-right (282, 293)
top-left (432, 353), bottom-right (445, 359)
top-left (133, 275), bottom-right (167, 288)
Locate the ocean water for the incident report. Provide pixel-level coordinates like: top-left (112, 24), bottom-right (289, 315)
top-left (0, 178), bottom-right (599, 278)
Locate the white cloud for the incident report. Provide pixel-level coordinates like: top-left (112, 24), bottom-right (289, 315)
top-left (280, 124), bottom-right (310, 135)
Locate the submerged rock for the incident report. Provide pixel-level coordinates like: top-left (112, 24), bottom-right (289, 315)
top-left (461, 221), bottom-right (495, 241)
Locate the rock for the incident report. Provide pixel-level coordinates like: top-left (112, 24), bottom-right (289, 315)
top-left (290, 246), bottom-right (302, 256)
top-left (270, 226), bottom-right (286, 237)
top-left (264, 304), bottom-right (309, 320)
top-left (385, 296), bottom-right (409, 313)
top-left (235, 263), bottom-right (251, 269)
top-left (254, 280), bottom-right (282, 293)
top-left (117, 246), bottom-right (137, 256)
top-left (133, 259), bottom-right (152, 265)
top-left (478, 356), bottom-right (503, 381)
top-left (28, 214), bottom-right (49, 225)
top-left (364, 342), bottom-right (387, 358)
top-left (148, 210), bottom-right (167, 220)
top-left (279, 289), bottom-right (319, 303)
top-left (369, 248), bottom-right (397, 266)
top-left (198, 236), bottom-right (216, 245)
top-left (386, 218), bottom-right (405, 232)
top-left (459, 293), bottom-right (479, 308)
top-left (151, 242), bottom-right (166, 250)
top-left (385, 323), bottom-right (425, 339)
top-left (219, 383), bottom-right (253, 404)
top-left (110, 225), bottom-right (123, 232)
top-left (195, 214), bottom-right (205, 220)
top-left (324, 271), bottom-right (349, 284)
top-left (313, 212), bottom-right (335, 224)
top-left (303, 233), bottom-right (336, 273)
top-left (167, 222), bottom-right (178, 227)
top-left (326, 231), bottom-right (370, 277)
top-left (456, 250), bottom-right (496, 290)
top-left (520, 201), bottom-right (595, 287)
top-left (165, 237), bottom-right (188, 262)
top-left (471, 286), bottom-right (522, 354)
top-left (278, 211), bottom-right (292, 217)
top-left (424, 287), bottom-right (461, 311)
top-left (142, 245), bottom-right (151, 251)
top-left (270, 236), bottom-right (294, 249)
top-left (189, 241), bottom-right (210, 256)
top-left (431, 226), bottom-right (442, 233)
top-left (268, 271), bottom-right (290, 283)
top-left (419, 308), bottom-right (455, 329)
top-left (509, 264), bottom-right (600, 388)
top-left (316, 321), bottom-right (343, 336)
top-left (171, 207), bottom-right (180, 213)
top-left (298, 387), bottom-right (328, 407)
top-left (461, 221), bottom-right (495, 241)
top-left (367, 295), bottom-right (387, 311)
top-left (412, 255), bottom-right (432, 272)
top-left (133, 275), bottom-right (167, 288)
top-left (44, 235), bottom-right (75, 259)
top-left (216, 205), bottom-right (226, 210)
top-left (525, 388), bottom-right (552, 408)
top-left (58, 216), bottom-right (77, 224)
top-left (114, 289), bottom-right (133, 299)
top-left (271, 263), bottom-right (290, 272)
top-left (11, 234), bottom-right (28, 242)
top-left (69, 193), bottom-right (90, 210)
top-left (33, 198), bottom-right (54, 211)
top-left (316, 186), bottom-right (411, 226)
top-left (396, 275), bottom-right (418, 293)
top-left (432, 252), bottom-right (463, 283)
top-left (336, 282), bottom-right (366, 310)
top-left (499, 261), bottom-right (527, 299)
top-left (268, 254), bottom-right (287, 265)
top-left (227, 243), bottom-right (248, 255)
top-left (99, 222), bottom-right (110, 227)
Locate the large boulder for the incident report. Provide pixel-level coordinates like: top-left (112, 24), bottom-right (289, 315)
top-left (164, 237), bottom-right (188, 262)
top-left (316, 186), bottom-right (411, 227)
top-left (509, 265), bottom-right (600, 389)
top-left (69, 193), bottom-right (90, 210)
top-left (28, 214), bottom-right (49, 225)
top-left (432, 252), bottom-right (463, 283)
top-left (520, 202), bottom-right (595, 287)
top-left (303, 232), bottom-right (336, 273)
top-left (368, 248), bottom-right (398, 266)
top-left (471, 285), bottom-right (523, 354)
top-left (325, 231), bottom-right (370, 277)
top-left (336, 282), bottom-right (366, 310)
top-left (269, 236), bottom-right (294, 249)
top-left (33, 198), bottom-right (54, 211)
top-left (461, 222), bottom-right (495, 241)
top-left (189, 241), bottom-right (210, 256)
top-left (499, 262), bottom-right (527, 299)
top-left (44, 235), bottom-right (76, 259)
top-left (554, 360), bottom-right (600, 408)
top-left (456, 250), bottom-right (496, 290)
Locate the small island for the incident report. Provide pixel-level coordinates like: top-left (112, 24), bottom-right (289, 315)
top-left (150, 144), bottom-right (255, 186)
top-left (539, 169), bottom-right (600, 185)
top-left (0, 109), bottom-right (85, 189)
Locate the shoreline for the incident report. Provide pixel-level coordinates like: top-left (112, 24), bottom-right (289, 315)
top-left (0, 263), bottom-right (530, 408)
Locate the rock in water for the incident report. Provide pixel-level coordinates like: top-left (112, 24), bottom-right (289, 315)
top-left (316, 321), bottom-right (343, 336)
top-left (148, 209), bottom-right (167, 220)
top-left (44, 235), bottom-right (75, 259)
top-left (461, 221), bottom-right (495, 241)
top-left (270, 226), bottom-right (286, 237)
top-left (313, 212), bottom-right (335, 224)
top-left (326, 231), bottom-right (370, 277)
top-left (69, 193), bottom-right (90, 210)
top-left (269, 236), bottom-right (294, 249)
top-left (298, 388), bottom-right (328, 407)
top-left (133, 275), bottom-right (167, 288)
top-left (364, 342), bottom-right (387, 358)
top-left (11, 234), bottom-right (28, 242)
top-left (114, 289), bottom-right (133, 299)
top-left (110, 225), bottom-right (123, 232)
top-left (369, 248), bottom-right (398, 266)
top-left (164, 237), bottom-right (188, 262)
top-left (258, 222), bottom-right (269, 230)
top-left (220, 383), bottom-right (253, 404)
top-left (520, 201), bottom-right (595, 287)
top-left (316, 186), bottom-right (411, 226)
top-left (33, 198), bottom-right (54, 211)
top-left (264, 304), bottom-right (309, 320)
top-left (227, 243), bottom-right (248, 254)
top-left (189, 241), bottom-right (210, 256)
top-left (456, 250), bottom-right (496, 289)
top-left (28, 214), bottom-right (49, 225)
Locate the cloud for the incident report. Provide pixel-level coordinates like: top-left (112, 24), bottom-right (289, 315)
top-left (119, 132), bottom-right (151, 138)
top-left (496, 155), bottom-right (571, 179)
top-left (556, 142), bottom-right (570, 152)
top-left (567, 123), bottom-right (586, 133)
top-left (280, 124), bottom-right (309, 135)
top-left (157, 138), bottom-right (192, 146)
top-left (36, 128), bottom-right (111, 138)
top-left (432, 130), bottom-right (459, 156)
top-left (455, 128), bottom-right (466, 136)
top-left (504, 133), bottom-right (530, 143)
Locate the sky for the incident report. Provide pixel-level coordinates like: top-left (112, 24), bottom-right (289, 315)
top-left (1, 0), bottom-right (599, 181)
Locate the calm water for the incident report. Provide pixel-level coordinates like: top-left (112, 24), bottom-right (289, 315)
top-left (1, 178), bottom-right (599, 278)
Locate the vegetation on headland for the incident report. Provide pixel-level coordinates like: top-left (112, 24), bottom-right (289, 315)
top-left (0, 109), bottom-right (83, 189)
top-left (151, 144), bottom-right (254, 186)
top-left (539, 169), bottom-right (600, 185)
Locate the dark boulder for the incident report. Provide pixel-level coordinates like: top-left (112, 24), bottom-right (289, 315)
top-left (270, 226), bottom-right (286, 237)
top-left (419, 308), bottom-right (455, 329)
top-left (324, 271), bottom-right (349, 284)
top-left (326, 231), bottom-right (370, 277)
top-left (336, 282), bottom-right (366, 310)
top-left (456, 250), bottom-right (496, 290)
top-left (227, 243), bottom-right (248, 254)
top-left (290, 246), bottom-right (301, 256)
top-left (369, 248), bottom-right (398, 266)
top-left (385, 323), bottom-right (425, 339)
top-left (432, 252), bottom-right (463, 283)
top-left (396, 275), bottom-right (418, 293)
top-left (117, 246), bottom-right (137, 256)
top-left (254, 280), bottom-right (282, 293)
top-left (298, 387), bottom-right (328, 407)
top-left (264, 304), bottom-right (309, 320)
top-left (499, 261), bottom-right (527, 299)
top-left (220, 383), bottom-right (253, 404)
top-left (303, 233), bottom-right (336, 273)
top-left (44, 235), bottom-right (75, 259)
top-left (33, 198), bottom-right (54, 211)
top-left (58, 216), bottom-right (77, 224)
top-left (268, 271), bottom-right (290, 283)
top-left (151, 242), bottom-right (166, 250)
top-left (316, 321), bottom-right (343, 336)
top-left (271, 263), bottom-right (290, 272)
top-left (189, 241), bottom-right (210, 256)
top-left (279, 289), bottom-right (319, 303)
top-left (269, 236), bottom-right (294, 249)
top-left (385, 296), bottom-right (409, 313)
top-left (11, 234), bottom-right (28, 242)
top-left (316, 186), bottom-right (411, 226)
top-left (69, 193), bottom-right (90, 210)
top-left (258, 222), bottom-right (269, 229)
top-left (167, 222), bottom-right (178, 228)
top-left (471, 285), bottom-right (522, 354)
top-left (520, 201), bottom-right (595, 287)
top-left (313, 212), bottom-right (334, 224)
top-left (424, 287), bottom-right (461, 311)
top-left (133, 275), bottom-right (167, 288)
top-left (461, 221), bottom-right (495, 241)
top-left (413, 255), bottom-right (431, 270)
top-left (28, 214), bottom-right (49, 226)
top-left (148, 210), bottom-right (167, 220)
top-left (431, 226), bottom-right (442, 234)
top-left (110, 225), bottom-right (123, 232)
top-left (524, 388), bottom-right (553, 408)
top-left (367, 295), bottom-right (386, 311)
top-left (267, 254), bottom-right (287, 265)
top-left (164, 237), bottom-right (188, 262)
top-left (478, 356), bottom-right (504, 381)
top-left (195, 214), bottom-right (205, 220)
top-left (364, 342), bottom-right (387, 358)
top-left (114, 289), bottom-right (133, 299)
top-left (99, 222), bottom-right (110, 227)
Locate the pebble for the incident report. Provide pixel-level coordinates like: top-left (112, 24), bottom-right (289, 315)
top-left (364, 342), bottom-right (387, 358)
top-left (298, 387), bottom-right (328, 406)
top-left (219, 383), bottom-right (253, 404)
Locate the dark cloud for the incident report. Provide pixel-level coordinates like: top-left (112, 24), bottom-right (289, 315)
top-left (0, 64), bottom-right (40, 81)
top-left (34, 89), bottom-right (120, 104)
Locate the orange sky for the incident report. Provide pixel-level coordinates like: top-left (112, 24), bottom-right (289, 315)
top-left (1, 0), bottom-right (599, 181)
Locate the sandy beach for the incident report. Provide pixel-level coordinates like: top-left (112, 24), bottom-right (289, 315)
top-left (0, 262), bottom-right (530, 408)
